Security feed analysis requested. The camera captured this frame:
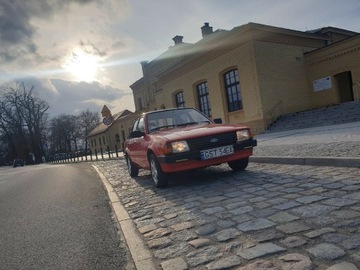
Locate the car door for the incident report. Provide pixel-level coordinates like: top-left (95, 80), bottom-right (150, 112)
top-left (127, 117), bottom-right (149, 168)
top-left (127, 118), bottom-right (141, 165)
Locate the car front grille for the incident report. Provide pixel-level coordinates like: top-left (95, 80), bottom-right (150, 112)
top-left (187, 132), bottom-right (237, 151)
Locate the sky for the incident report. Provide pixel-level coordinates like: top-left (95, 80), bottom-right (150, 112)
top-left (1, 0), bottom-right (359, 117)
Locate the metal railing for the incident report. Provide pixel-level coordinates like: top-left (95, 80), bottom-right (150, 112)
top-left (49, 145), bottom-right (123, 164)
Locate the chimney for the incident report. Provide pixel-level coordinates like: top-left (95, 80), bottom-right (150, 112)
top-left (172, 35), bottom-right (183, 45)
top-left (201, 22), bottom-right (213, 38)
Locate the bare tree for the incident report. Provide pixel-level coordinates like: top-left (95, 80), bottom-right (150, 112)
top-left (0, 98), bottom-right (26, 162)
top-left (49, 110), bottom-right (99, 156)
top-left (49, 114), bottom-right (78, 153)
top-left (0, 82), bottom-right (49, 164)
top-left (49, 116), bottom-right (66, 153)
top-left (79, 109), bottom-right (100, 153)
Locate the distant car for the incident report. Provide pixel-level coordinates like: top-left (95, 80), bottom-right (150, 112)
top-left (124, 108), bottom-right (257, 187)
top-left (13, 159), bottom-right (24, 168)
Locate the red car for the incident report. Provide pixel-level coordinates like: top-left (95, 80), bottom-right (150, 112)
top-left (124, 108), bottom-right (257, 187)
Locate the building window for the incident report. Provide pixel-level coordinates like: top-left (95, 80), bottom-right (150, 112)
top-left (224, 69), bottom-right (242, 112)
top-left (103, 136), bottom-right (106, 145)
top-left (196, 82), bottom-right (211, 117)
top-left (99, 137), bottom-right (101, 146)
top-left (175, 91), bottom-right (185, 107)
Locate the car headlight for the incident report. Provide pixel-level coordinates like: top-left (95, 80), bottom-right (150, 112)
top-left (236, 130), bottom-right (250, 142)
top-left (171, 141), bottom-right (189, 153)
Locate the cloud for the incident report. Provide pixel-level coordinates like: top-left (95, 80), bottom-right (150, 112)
top-left (79, 40), bottom-right (108, 57)
top-left (0, 1), bottom-right (37, 62)
top-left (0, 1), bottom-right (34, 44)
top-left (19, 77), bottom-right (134, 117)
top-left (47, 79), bottom-right (133, 116)
top-left (0, 0), bottom-right (130, 75)
top-left (0, 0), bottom-right (138, 118)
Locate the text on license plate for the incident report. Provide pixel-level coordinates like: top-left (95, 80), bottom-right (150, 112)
top-left (200, 145), bottom-right (234, 160)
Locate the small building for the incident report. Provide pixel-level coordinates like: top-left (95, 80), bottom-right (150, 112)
top-left (87, 107), bottom-right (132, 154)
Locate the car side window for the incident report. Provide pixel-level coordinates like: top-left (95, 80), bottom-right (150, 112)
top-left (138, 117), bottom-right (145, 132)
top-left (132, 119), bottom-right (140, 132)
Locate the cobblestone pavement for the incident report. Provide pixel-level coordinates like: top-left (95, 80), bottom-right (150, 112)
top-left (95, 159), bottom-right (360, 270)
top-left (254, 122), bottom-right (360, 158)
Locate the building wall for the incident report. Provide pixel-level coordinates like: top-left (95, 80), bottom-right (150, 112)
top-left (127, 23), bottom-right (359, 134)
top-left (253, 40), bottom-right (313, 125)
top-left (305, 36), bottom-right (360, 107)
top-left (156, 41), bottom-right (264, 130)
top-left (132, 79), bottom-right (147, 112)
top-left (89, 125), bottom-right (118, 155)
top-left (89, 133), bottom-right (106, 155)
top-left (154, 39), bottom-right (322, 133)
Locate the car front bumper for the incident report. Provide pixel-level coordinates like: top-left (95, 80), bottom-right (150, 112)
top-left (158, 139), bottom-right (257, 172)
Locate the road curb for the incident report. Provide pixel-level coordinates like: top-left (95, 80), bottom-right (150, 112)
top-left (250, 156), bottom-right (360, 168)
top-left (92, 165), bottom-right (158, 270)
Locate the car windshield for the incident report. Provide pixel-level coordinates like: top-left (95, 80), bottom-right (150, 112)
top-left (147, 108), bottom-right (211, 132)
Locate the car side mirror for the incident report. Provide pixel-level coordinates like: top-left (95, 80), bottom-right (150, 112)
top-left (130, 130), bottom-right (145, 138)
top-left (213, 118), bottom-right (222, 124)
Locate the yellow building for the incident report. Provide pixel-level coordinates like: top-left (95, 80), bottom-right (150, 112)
top-left (129, 22), bottom-right (360, 133)
top-left (87, 107), bottom-right (132, 154)
top-left (88, 22), bottom-right (359, 144)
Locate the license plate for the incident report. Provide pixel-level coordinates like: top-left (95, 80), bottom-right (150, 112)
top-left (200, 145), bottom-right (234, 160)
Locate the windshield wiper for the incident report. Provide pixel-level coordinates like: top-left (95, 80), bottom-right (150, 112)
top-left (176, 121), bottom-right (210, 127)
top-left (151, 125), bottom-right (176, 131)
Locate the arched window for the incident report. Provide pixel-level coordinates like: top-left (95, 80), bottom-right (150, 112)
top-left (196, 82), bottom-right (211, 117)
top-left (224, 69), bottom-right (242, 112)
top-left (175, 91), bottom-right (185, 107)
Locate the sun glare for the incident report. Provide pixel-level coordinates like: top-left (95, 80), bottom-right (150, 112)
top-left (65, 49), bottom-right (99, 82)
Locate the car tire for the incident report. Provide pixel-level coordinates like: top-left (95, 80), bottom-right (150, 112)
top-left (149, 154), bottom-right (168, 188)
top-left (228, 157), bottom-right (249, 171)
top-left (126, 156), bottom-right (138, 177)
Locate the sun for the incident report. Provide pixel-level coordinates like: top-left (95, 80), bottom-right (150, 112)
top-left (65, 49), bottom-right (99, 82)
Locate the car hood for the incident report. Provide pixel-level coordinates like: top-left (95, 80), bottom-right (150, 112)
top-left (152, 123), bottom-right (248, 141)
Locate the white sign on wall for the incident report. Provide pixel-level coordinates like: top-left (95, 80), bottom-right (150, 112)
top-left (313, 76), bottom-right (332, 92)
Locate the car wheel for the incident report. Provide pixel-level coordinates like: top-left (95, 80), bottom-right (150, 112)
top-left (126, 156), bottom-right (138, 177)
top-left (149, 154), bottom-right (168, 188)
top-left (228, 157), bottom-right (249, 171)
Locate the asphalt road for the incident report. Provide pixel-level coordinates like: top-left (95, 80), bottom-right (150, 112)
top-left (0, 163), bottom-right (135, 270)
